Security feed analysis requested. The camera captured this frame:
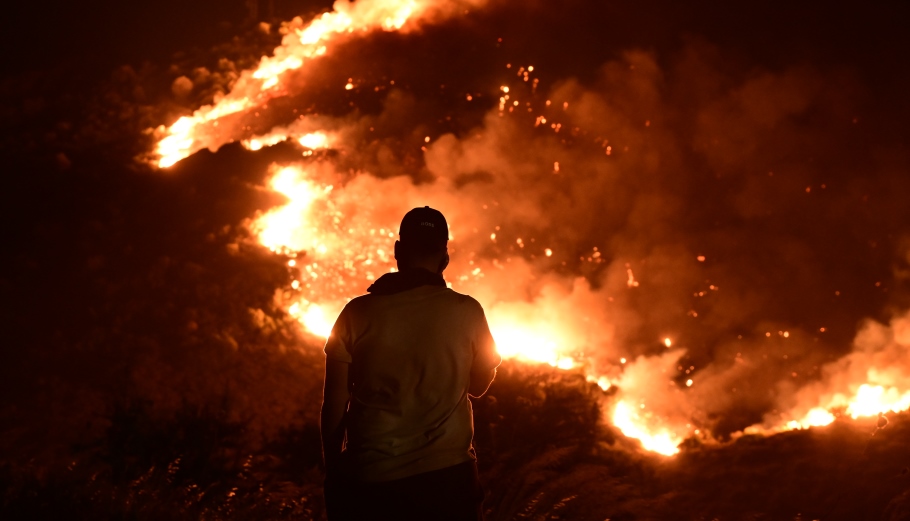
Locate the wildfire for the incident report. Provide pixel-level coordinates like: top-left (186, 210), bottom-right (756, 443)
top-left (252, 163), bottom-right (580, 369)
top-left (245, 162), bottom-right (701, 456)
top-left (780, 384), bottom-right (910, 431)
top-left (612, 401), bottom-right (682, 456)
top-left (254, 164), bottom-right (332, 253)
top-left (490, 322), bottom-right (575, 370)
top-left (152, 0), bottom-right (910, 458)
top-left (846, 384), bottom-right (910, 417)
top-left (289, 301), bottom-right (335, 338)
top-left (153, 0), bottom-right (458, 169)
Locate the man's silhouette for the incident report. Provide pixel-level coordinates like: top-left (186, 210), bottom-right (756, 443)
top-left (321, 206), bottom-right (501, 521)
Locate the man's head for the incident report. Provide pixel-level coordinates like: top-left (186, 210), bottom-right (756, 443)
top-left (395, 206), bottom-right (449, 273)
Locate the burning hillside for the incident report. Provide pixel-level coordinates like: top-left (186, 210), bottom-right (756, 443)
top-left (151, 0), bottom-right (910, 454)
top-left (3, 0), bottom-right (910, 519)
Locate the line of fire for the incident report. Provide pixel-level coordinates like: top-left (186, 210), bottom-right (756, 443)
top-left (3, 0), bottom-right (910, 519)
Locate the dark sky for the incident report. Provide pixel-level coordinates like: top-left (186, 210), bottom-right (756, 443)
top-left (0, 0), bottom-right (333, 77)
top-left (2, 1), bottom-right (906, 142)
top-left (4, 0), bottom-right (909, 81)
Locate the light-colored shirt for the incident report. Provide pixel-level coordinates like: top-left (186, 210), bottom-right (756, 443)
top-left (324, 285), bottom-right (501, 482)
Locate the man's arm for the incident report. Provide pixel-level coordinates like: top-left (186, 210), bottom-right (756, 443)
top-left (469, 301), bottom-right (500, 398)
top-left (320, 358), bottom-right (350, 474)
top-left (469, 367), bottom-right (496, 398)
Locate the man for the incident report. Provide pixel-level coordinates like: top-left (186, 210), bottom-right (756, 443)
top-left (321, 206), bottom-right (501, 521)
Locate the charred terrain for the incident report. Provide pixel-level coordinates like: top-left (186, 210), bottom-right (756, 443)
top-left (3, 1), bottom-right (910, 520)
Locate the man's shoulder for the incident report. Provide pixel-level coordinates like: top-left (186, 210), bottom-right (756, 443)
top-left (347, 293), bottom-right (372, 305)
top-left (341, 293), bottom-right (373, 313)
top-left (344, 287), bottom-right (484, 313)
top-left (444, 287), bottom-right (478, 302)
top-left (442, 288), bottom-right (485, 312)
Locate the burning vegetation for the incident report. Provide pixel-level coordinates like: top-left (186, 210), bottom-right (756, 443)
top-left (3, 0), bottom-right (910, 519)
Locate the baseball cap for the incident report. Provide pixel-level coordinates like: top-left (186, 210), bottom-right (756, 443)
top-left (399, 206), bottom-right (449, 245)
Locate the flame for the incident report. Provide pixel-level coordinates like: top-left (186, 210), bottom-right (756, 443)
top-left (153, 0), bottom-right (453, 169)
top-left (490, 322), bottom-right (575, 369)
top-left (785, 408), bottom-right (836, 430)
top-left (783, 384), bottom-right (910, 430)
top-left (298, 132), bottom-right (330, 149)
top-left (252, 165), bottom-right (333, 253)
top-left (846, 384), bottom-right (910, 417)
top-left (612, 401), bottom-right (682, 456)
top-left (289, 301), bottom-right (336, 338)
top-left (750, 316), bottom-right (910, 433)
top-left (242, 131), bottom-right (331, 152)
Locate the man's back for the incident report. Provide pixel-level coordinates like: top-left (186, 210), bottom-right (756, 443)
top-left (325, 285), bottom-right (499, 482)
top-left (321, 206), bottom-right (499, 521)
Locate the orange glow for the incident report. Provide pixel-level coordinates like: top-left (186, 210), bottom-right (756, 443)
top-left (588, 375), bottom-right (611, 391)
top-left (152, 0), bottom-right (910, 459)
top-left (785, 408), bottom-right (836, 430)
top-left (249, 163), bottom-right (585, 372)
top-left (845, 384), bottom-right (910, 417)
top-left (489, 322), bottom-right (574, 369)
top-left (626, 268), bottom-right (639, 288)
top-left (154, 0), bottom-right (450, 168)
top-left (298, 132), bottom-right (330, 149)
top-left (252, 166), bottom-right (332, 253)
top-left (782, 384), bottom-right (910, 431)
top-left (612, 401), bottom-right (681, 456)
top-left (292, 302), bottom-right (336, 338)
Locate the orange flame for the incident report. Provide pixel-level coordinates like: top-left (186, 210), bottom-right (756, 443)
top-left (612, 400), bottom-right (682, 456)
top-left (253, 165), bottom-right (332, 253)
top-left (780, 384), bottom-right (910, 431)
top-left (750, 316), bottom-right (910, 434)
top-left (490, 322), bottom-right (575, 369)
top-left (153, 0), bottom-right (465, 169)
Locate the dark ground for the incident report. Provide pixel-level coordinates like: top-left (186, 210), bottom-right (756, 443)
top-left (3, 1), bottom-right (910, 520)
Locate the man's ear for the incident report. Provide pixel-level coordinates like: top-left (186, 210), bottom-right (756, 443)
top-left (394, 240), bottom-right (401, 261)
top-left (438, 252), bottom-right (450, 273)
